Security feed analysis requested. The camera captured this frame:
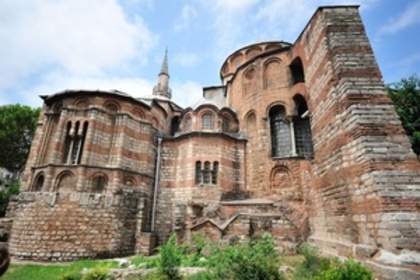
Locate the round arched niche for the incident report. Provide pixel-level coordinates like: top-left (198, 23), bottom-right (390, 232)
top-left (270, 166), bottom-right (294, 200)
top-left (55, 171), bottom-right (75, 193)
top-left (32, 172), bottom-right (45, 192)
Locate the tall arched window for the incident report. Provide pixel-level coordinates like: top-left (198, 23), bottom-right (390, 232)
top-left (222, 117), bottom-right (230, 133)
top-left (293, 95), bottom-right (313, 158)
top-left (203, 161), bottom-right (211, 183)
top-left (195, 161), bottom-right (202, 184)
top-left (212, 162), bottom-right (219, 184)
top-left (202, 114), bottom-right (213, 130)
top-left (33, 173), bottom-right (44, 192)
top-left (170, 116), bottom-right (180, 136)
top-left (269, 106), bottom-right (291, 157)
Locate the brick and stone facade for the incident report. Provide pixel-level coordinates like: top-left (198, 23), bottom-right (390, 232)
top-left (5, 5), bottom-right (419, 274)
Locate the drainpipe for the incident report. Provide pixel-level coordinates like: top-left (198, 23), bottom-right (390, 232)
top-left (151, 137), bottom-right (162, 232)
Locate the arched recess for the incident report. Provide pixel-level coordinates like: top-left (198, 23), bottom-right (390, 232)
top-left (183, 115), bottom-right (193, 132)
top-left (289, 57), bottom-right (305, 85)
top-left (104, 101), bottom-right (120, 113)
top-left (293, 94), bottom-right (313, 158)
top-left (74, 98), bottom-right (89, 109)
top-left (32, 172), bottom-right (45, 192)
top-left (55, 171), bottom-right (75, 193)
top-left (269, 105), bottom-right (291, 158)
top-left (264, 59), bottom-right (281, 90)
top-left (124, 176), bottom-right (137, 187)
top-left (91, 173), bottom-right (108, 193)
top-left (270, 166), bottom-right (294, 200)
top-left (245, 111), bottom-right (258, 187)
top-left (243, 66), bottom-right (257, 95)
top-left (132, 109), bottom-right (145, 119)
top-left (170, 116), bottom-right (180, 136)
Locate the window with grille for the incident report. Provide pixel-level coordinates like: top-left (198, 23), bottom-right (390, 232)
top-left (293, 95), bottom-right (313, 158)
top-left (64, 121), bottom-right (88, 164)
top-left (195, 161), bottom-right (219, 185)
top-left (202, 114), bottom-right (213, 130)
top-left (294, 117), bottom-right (313, 158)
top-left (269, 106), bottom-right (291, 157)
top-left (195, 161), bottom-right (202, 184)
top-left (222, 118), bottom-right (230, 133)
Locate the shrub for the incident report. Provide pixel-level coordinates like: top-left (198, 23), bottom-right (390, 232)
top-left (293, 242), bottom-right (330, 279)
top-left (314, 257), bottom-right (373, 280)
top-left (207, 233), bottom-right (284, 280)
top-left (158, 234), bottom-right (182, 280)
top-left (0, 181), bottom-right (19, 217)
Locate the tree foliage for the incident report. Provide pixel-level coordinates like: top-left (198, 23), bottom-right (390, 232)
top-left (0, 104), bottom-right (41, 175)
top-left (386, 75), bottom-right (420, 155)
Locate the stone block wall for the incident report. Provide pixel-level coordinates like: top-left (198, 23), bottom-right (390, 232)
top-left (295, 6), bottom-right (420, 252)
top-left (8, 191), bottom-right (145, 261)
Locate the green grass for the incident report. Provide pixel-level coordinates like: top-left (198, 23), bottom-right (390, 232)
top-left (2, 259), bottom-right (117, 280)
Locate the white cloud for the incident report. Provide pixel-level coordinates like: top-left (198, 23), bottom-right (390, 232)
top-left (11, 69), bottom-right (154, 107)
top-left (378, 2), bottom-right (420, 35)
top-left (174, 5), bottom-right (198, 32)
top-left (0, 0), bottom-right (158, 105)
top-left (172, 80), bottom-right (203, 108)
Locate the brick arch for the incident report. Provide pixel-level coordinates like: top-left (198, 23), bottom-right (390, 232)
top-left (220, 113), bottom-right (234, 133)
top-left (264, 58), bottom-right (282, 89)
top-left (91, 172), bottom-right (108, 193)
top-left (54, 170), bottom-right (75, 193)
top-left (243, 66), bottom-right (258, 95)
top-left (132, 108), bottom-right (145, 119)
top-left (181, 112), bottom-right (193, 132)
top-left (270, 166), bottom-right (295, 200)
top-left (32, 172), bottom-right (45, 192)
top-left (103, 100), bottom-right (120, 113)
top-left (245, 46), bottom-right (263, 60)
top-left (266, 101), bottom-right (290, 117)
top-left (270, 166), bottom-right (293, 189)
top-left (123, 176), bottom-right (137, 187)
top-left (74, 98), bottom-right (89, 109)
top-left (196, 108), bottom-right (217, 131)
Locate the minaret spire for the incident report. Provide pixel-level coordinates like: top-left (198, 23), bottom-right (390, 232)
top-left (160, 48), bottom-right (169, 76)
top-left (153, 48), bottom-right (172, 99)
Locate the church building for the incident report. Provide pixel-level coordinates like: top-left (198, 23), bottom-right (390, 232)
top-left (6, 6), bottom-right (419, 267)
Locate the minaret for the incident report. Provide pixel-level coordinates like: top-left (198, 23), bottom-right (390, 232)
top-left (152, 49), bottom-right (172, 99)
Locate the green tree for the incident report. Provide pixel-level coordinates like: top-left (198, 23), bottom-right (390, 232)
top-left (0, 104), bottom-right (41, 177)
top-left (386, 75), bottom-right (420, 155)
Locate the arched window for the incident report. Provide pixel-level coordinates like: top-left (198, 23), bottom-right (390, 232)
top-left (92, 175), bottom-right (107, 193)
top-left (293, 95), bottom-right (313, 158)
top-left (269, 106), bottom-right (291, 157)
top-left (171, 116), bottom-right (180, 136)
top-left (33, 173), bottom-right (44, 192)
top-left (65, 121), bottom-right (88, 164)
top-left (203, 161), bottom-right (211, 183)
top-left (222, 117), bottom-right (230, 133)
top-left (195, 161), bottom-right (202, 184)
top-left (196, 161), bottom-right (218, 185)
top-left (202, 114), bottom-right (213, 130)
top-left (290, 57), bottom-right (305, 84)
top-left (212, 162), bottom-right (219, 184)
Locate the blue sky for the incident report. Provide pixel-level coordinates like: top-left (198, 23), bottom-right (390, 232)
top-left (0, 0), bottom-right (419, 108)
